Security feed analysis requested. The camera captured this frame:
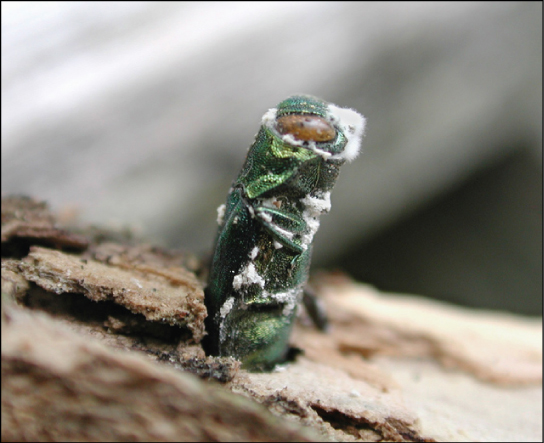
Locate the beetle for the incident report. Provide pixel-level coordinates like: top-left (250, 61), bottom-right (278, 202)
top-left (204, 95), bottom-right (365, 371)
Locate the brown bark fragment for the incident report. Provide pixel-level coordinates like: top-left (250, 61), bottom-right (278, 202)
top-left (18, 246), bottom-right (206, 342)
top-left (1, 260), bottom-right (30, 303)
top-left (1, 195), bottom-right (89, 252)
top-left (312, 274), bottom-right (542, 386)
top-left (1, 304), bottom-right (319, 442)
top-left (233, 359), bottom-right (432, 442)
top-left (85, 241), bottom-right (203, 275)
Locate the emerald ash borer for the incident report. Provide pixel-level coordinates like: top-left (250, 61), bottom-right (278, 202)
top-left (204, 95), bottom-right (365, 371)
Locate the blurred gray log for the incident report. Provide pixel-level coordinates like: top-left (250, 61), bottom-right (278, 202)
top-left (2, 2), bottom-right (541, 313)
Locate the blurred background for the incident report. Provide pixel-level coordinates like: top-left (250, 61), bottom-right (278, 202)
top-left (2, 2), bottom-right (541, 315)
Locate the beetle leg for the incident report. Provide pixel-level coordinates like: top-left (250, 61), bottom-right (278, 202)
top-left (302, 285), bottom-right (328, 331)
top-left (254, 206), bottom-right (306, 254)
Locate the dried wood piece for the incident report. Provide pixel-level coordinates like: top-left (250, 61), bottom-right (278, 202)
top-left (1, 260), bottom-right (30, 303)
top-left (1, 304), bottom-right (320, 442)
top-left (313, 275), bottom-right (542, 386)
top-left (18, 246), bottom-right (206, 342)
top-left (1, 196), bottom-right (88, 251)
top-left (84, 241), bottom-right (203, 283)
top-left (234, 358), bottom-right (431, 442)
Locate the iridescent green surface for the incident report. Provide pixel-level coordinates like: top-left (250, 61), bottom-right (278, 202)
top-left (204, 95), bottom-right (358, 371)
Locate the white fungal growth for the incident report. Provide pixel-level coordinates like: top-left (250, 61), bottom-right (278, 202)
top-left (280, 133), bottom-right (333, 161)
top-left (218, 297), bottom-right (236, 345)
top-left (270, 288), bottom-right (300, 316)
top-left (232, 262), bottom-right (265, 290)
top-left (326, 104), bottom-right (366, 162)
top-left (300, 192), bottom-right (332, 248)
top-left (220, 297), bottom-right (235, 318)
top-left (216, 204), bottom-right (226, 225)
top-left (301, 192), bottom-right (332, 216)
top-left (250, 246), bottom-right (259, 260)
top-left (258, 210), bottom-right (273, 223)
top-left (261, 107), bottom-right (277, 127)
top-left (281, 133), bottom-right (305, 147)
top-left (301, 218), bottom-right (320, 249)
top-left (260, 196), bottom-right (282, 209)
top-left (307, 142), bottom-right (333, 160)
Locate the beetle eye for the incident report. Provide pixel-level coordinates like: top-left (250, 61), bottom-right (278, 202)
top-left (275, 115), bottom-right (336, 142)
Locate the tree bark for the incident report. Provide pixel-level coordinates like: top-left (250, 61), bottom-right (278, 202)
top-left (2, 196), bottom-right (541, 442)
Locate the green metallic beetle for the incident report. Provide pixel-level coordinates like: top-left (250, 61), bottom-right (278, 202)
top-left (204, 95), bottom-right (365, 371)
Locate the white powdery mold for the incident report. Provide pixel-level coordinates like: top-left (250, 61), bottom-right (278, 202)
top-left (307, 142), bottom-right (333, 160)
top-left (300, 191), bottom-right (332, 247)
top-left (261, 107), bottom-right (277, 128)
top-left (301, 217), bottom-right (320, 249)
top-left (218, 296), bottom-right (236, 346)
top-left (249, 246), bottom-right (259, 260)
top-left (220, 297), bottom-right (235, 318)
top-left (259, 196), bottom-right (282, 209)
top-left (216, 204), bottom-right (226, 225)
top-left (326, 104), bottom-right (366, 162)
top-left (269, 288), bottom-right (300, 316)
top-left (258, 210), bottom-right (273, 223)
top-left (232, 262), bottom-right (265, 290)
top-left (281, 132), bottom-right (305, 147)
top-left (301, 192), bottom-right (332, 216)
top-left (280, 134), bottom-right (333, 161)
